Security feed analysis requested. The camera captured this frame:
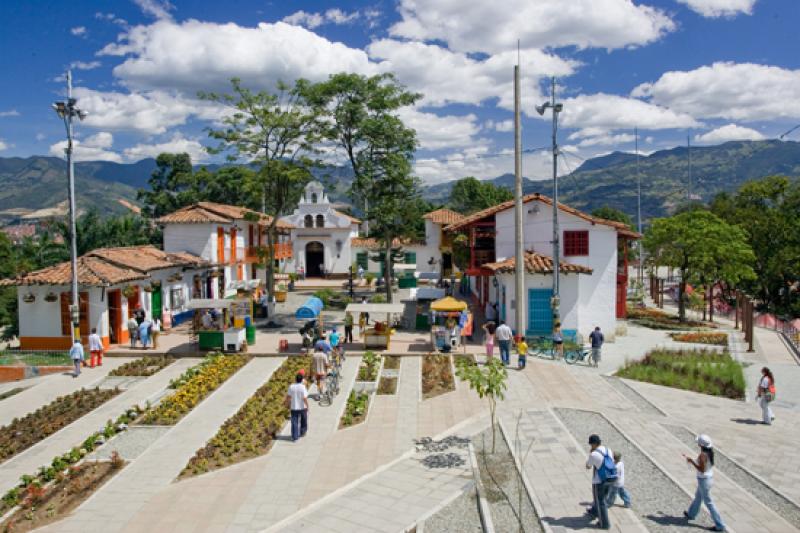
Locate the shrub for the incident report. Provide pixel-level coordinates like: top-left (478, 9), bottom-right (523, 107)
top-left (357, 351), bottom-right (381, 381)
top-left (340, 391), bottom-right (370, 427)
top-left (670, 331), bottom-right (728, 346)
top-left (109, 356), bottom-right (173, 377)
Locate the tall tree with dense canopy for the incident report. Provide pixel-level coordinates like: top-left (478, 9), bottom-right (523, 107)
top-left (201, 78), bottom-right (322, 298)
top-left (306, 73), bottom-right (422, 302)
top-left (138, 153), bottom-right (198, 219)
top-left (591, 206), bottom-right (634, 228)
top-left (644, 210), bottom-right (755, 321)
top-left (449, 177), bottom-right (513, 214)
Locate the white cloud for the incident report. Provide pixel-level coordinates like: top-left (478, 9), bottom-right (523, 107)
top-left (49, 131), bottom-right (122, 162)
top-left (35, 133), bottom-right (46, 141)
top-left (123, 133), bottom-right (208, 162)
top-left (676, 0), bottom-right (756, 18)
top-left (0, 109), bottom-right (20, 117)
top-left (70, 61), bottom-right (101, 71)
top-left (95, 12), bottom-right (128, 27)
top-left (398, 108), bottom-right (483, 150)
top-left (568, 130), bottom-right (636, 147)
top-left (390, 0), bottom-right (675, 54)
top-left (100, 20), bottom-right (375, 93)
top-left (133, 0), bottom-right (174, 20)
top-left (632, 62), bottom-right (800, 122)
top-left (0, 140), bottom-right (7, 152)
top-left (560, 93), bottom-right (701, 131)
top-left (485, 119), bottom-right (514, 132)
top-left (694, 123), bottom-right (765, 144)
top-left (414, 146), bottom-right (553, 184)
top-left (282, 8), bottom-right (360, 29)
top-left (70, 26), bottom-right (87, 36)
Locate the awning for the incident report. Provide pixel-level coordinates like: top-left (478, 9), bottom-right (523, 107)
top-left (296, 296), bottom-right (324, 319)
top-left (345, 303), bottom-right (405, 315)
top-left (430, 296), bottom-right (468, 312)
top-left (187, 299), bottom-right (234, 309)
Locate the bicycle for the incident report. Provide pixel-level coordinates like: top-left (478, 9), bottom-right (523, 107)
top-left (564, 345), bottom-right (592, 365)
top-left (528, 336), bottom-right (561, 360)
top-left (318, 367), bottom-right (340, 406)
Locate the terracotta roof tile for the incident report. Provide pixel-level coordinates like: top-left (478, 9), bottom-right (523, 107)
top-left (444, 193), bottom-right (641, 238)
top-left (423, 208), bottom-right (465, 225)
top-left (484, 252), bottom-right (593, 275)
top-left (350, 237), bottom-right (425, 250)
top-left (88, 245), bottom-right (208, 272)
top-left (332, 209), bottom-right (362, 224)
top-left (157, 202), bottom-right (294, 229)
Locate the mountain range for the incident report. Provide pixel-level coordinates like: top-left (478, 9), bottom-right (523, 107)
top-left (2, 139), bottom-right (799, 224)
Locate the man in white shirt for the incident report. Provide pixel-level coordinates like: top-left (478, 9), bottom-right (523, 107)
top-left (69, 340), bottom-right (84, 378)
top-left (88, 328), bottom-right (103, 368)
top-left (286, 373), bottom-right (309, 441)
top-left (494, 321), bottom-right (513, 366)
top-left (585, 434), bottom-right (615, 530)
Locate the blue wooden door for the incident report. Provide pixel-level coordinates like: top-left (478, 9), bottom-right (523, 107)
top-left (527, 289), bottom-right (553, 336)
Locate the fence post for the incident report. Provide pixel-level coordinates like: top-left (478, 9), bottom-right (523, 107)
top-left (734, 290), bottom-right (739, 329)
top-left (747, 299), bottom-right (755, 353)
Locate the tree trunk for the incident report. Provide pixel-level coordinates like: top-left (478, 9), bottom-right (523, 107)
top-left (678, 272), bottom-right (687, 323)
top-left (384, 240), bottom-right (393, 303)
top-left (702, 283), bottom-right (707, 321)
top-left (489, 397), bottom-right (496, 454)
top-left (709, 282), bottom-right (714, 323)
top-left (266, 224), bottom-right (276, 299)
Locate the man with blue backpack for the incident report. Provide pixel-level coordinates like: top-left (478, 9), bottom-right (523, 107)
top-left (585, 434), bottom-right (617, 530)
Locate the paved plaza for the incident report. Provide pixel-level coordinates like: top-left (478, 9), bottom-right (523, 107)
top-left (2, 295), bottom-right (800, 532)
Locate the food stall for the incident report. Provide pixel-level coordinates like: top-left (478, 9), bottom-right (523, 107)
top-left (296, 296), bottom-right (324, 349)
top-left (345, 303), bottom-right (405, 349)
top-left (429, 296), bottom-right (471, 353)
top-left (188, 299), bottom-right (247, 352)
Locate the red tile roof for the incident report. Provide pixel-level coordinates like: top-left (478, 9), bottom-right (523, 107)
top-left (444, 193), bottom-right (641, 238)
top-left (157, 202), bottom-right (294, 229)
top-left (351, 237), bottom-right (425, 250)
top-left (88, 246), bottom-right (207, 273)
top-left (423, 208), bottom-right (465, 225)
top-left (332, 210), bottom-right (362, 224)
top-left (484, 251), bottom-right (593, 275)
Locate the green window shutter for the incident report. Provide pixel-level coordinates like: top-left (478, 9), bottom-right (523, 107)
top-left (404, 252), bottom-right (416, 264)
top-left (356, 252), bottom-right (368, 270)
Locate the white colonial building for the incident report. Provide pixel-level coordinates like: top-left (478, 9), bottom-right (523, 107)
top-left (444, 194), bottom-right (639, 340)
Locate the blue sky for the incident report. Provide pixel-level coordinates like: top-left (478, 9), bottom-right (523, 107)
top-left (1, 0), bottom-right (799, 183)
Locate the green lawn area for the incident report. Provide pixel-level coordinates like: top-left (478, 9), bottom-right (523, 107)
top-left (0, 351), bottom-right (72, 366)
top-left (616, 348), bottom-right (745, 400)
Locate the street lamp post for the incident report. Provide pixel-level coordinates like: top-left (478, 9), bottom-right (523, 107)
top-left (52, 70), bottom-right (88, 343)
top-left (536, 77), bottom-right (564, 333)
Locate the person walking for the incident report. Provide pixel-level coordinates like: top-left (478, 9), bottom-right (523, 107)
top-left (552, 324), bottom-right (564, 360)
top-left (329, 327), bottom-right (340, 350)
top-left (88, 328), bottom-right (103, 368)
top-left (134, 305), bottom-right (145, 326)
top-left (361, 296), bottom-right (370, 325)
top-left (344, 312), bottom-right (354, 344)
top-left (495, 320), bottom-right (513, 366)
top-left (127, 316), bottom-right (138, 348)
top-left (605, 452), bottom-right (631, 508)
top-left (585, 434), bottom-right (616, 530)
top-left (757, 367), bottom-right (776, 425)
top-left (138, 318), bottom-right (151, 349)
top-left (683, 434), bottom-right (726, 532)
top-left (482, 321), bottom-right (496, 362)
top-left (358, 309), bottom-right (367, 337)
top-left (70, 339), bottom-right (84, 378)
top-left (151, 317), bottom-right (161, 350)
top-left (312, 349), bottom-right (330, 397)
top-left (516, 336), bottom-right (528, 370)
top-left (589, 326), bottom-right (604, 368)
top-left (285, 373), bottom-right (309, 441)
top-left (357, 265), bottom-right (365, 281)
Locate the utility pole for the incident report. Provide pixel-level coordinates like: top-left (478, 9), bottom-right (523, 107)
top-left (635, 127), bottom-right (643, 284)
top-left (52, 70), bottom-right (87, 344)
top-left (513, 64), bottom-right (525, 339)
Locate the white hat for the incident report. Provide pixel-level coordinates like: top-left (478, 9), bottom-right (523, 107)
top-left (696, 434), bottom-right (713, 448)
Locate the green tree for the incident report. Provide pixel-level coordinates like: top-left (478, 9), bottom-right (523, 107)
top-left (0, 232), bottom-right (19, 339)
top-left (137, 153), bottom-right (199, 219)
top-left (455, 357), bottom-right (508, 453)
top-left (644, 210), bottom-right (755, 322)
top-left (307, 73), bottom-right (422, 302)
top-left (449, 177), bottom-right (513, 214)
top-left (591, 206), bottom-right (634, 228)
top-left (201, 78), bottom-right (322, 298)
top-left (52, 209), bottom-right (161, 256)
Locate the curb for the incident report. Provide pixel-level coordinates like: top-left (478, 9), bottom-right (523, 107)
top-left (468, 441), bottom-right (496, 533)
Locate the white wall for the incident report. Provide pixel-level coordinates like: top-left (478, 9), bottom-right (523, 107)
top-left (496, 272), bottom-right (580, 337)
top-left (163, 223), bottom-right (218, 262)
top-left (288, 227), bottom-right (354, 274)
top-left (17, 286), bottom-right (66, 338)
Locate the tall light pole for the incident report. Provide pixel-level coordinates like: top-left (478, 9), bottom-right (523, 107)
top-left (635, 127), bottom-right (643, 283)
top-left (536, 77), bottom-right (563, 332)
top-left (52, 70), bottom-right (88, 343)
top-left (513, 65), bottom-right (525, 338)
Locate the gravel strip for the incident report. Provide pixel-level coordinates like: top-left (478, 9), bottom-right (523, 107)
top-left (555, 408), bottom-right (713, 532)
top-left (473, 427), bottom-right (543, 533)
top-left (88, 426), bottom-right (170, 461)
top-left (663, 423), bottom-right (800, 528)
top-left (604, 376), bottom-right (666, 417)
top-left (423, 487), bottom-right (483, 533)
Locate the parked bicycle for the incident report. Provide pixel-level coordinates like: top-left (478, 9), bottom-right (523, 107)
top-left (564, 344), bottom-right (592, 365)
top-left (528, 336), bottom-right (560, 360)
top-left (319, 348), bottom-right (344, 406)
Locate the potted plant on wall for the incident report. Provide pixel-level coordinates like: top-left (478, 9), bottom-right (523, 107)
top-left (122, 285), bottom-right (137, 299)
top-left (44, 292), bottom-right (58, 302)
top-left (22, 292), bottom-right (35, 303)
top-left (274, 283), bottom-right (288, 303)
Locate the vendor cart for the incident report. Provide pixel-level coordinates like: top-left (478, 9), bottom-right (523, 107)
top-left (188, 299), bottom-right (248, 352)
top-left (429, 296), bottom-right (471, 353)
top-left (345, 303), bottom-right (405, 350)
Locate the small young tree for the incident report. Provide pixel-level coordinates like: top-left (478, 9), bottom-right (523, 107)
top-left (455, 357), bottom-right (508, 453)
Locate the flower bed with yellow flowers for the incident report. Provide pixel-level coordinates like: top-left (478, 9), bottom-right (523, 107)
top-left (180, 355), bottom-right (310, 477)
top-left (138, 353), bottom-right (250, 426)
top-left (670, 331), bottom-right (728, 346)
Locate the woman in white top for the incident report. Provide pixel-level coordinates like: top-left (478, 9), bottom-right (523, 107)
top-left (683, 434), bottom-right (726, 532)
top-left (757, 367), bottom-right (776, 425)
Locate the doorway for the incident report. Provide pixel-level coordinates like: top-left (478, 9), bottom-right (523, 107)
top-left (527, 288), bottom-right (554, 336)
top-left (305, 242), bottom-right (324, 277)
top-left (108, 290), bottom-right (122, 345)
top-left (151, 286), bottom-right (162, 320)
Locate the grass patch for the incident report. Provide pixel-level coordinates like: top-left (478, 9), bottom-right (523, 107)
top-left (0, 387), bottom-right (25, 401)
top-left (109, 356), bottom-right (174, 377)
top-left (357, 351), bottom-right (381, 381)
top-left (377, 376), bottom-right (397, 395)
top-left (422, 354), bottom-right (455, 400)
top-left (180, 356), bottom-right (310, 478)
top-left (340, 391), bottom-right (370, 428)
top-left (670, 332), bottom-right (728, 346)
top-left (616, 348), bottom-right (745, 400)
top-left (383, 355), bottom-right (401, 370)
top-left (0, 351), bottom-right (71, 366)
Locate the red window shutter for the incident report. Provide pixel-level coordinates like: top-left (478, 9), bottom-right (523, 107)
top-left (563, 230), bottom-right (589, 256)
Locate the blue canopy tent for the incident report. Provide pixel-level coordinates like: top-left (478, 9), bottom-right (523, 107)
top-left (295, 296), bottom-right (324, 319)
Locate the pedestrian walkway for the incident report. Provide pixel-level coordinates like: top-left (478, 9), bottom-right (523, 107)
top-left (0, 357), bottom-right (132, 426)
top-left (0, 358), bottom-right (198, 494)
top-left (40, 357), bottom-right (282, 533)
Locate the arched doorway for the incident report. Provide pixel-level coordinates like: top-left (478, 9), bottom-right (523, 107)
top-left (305, 242), bottom-right (325, 278)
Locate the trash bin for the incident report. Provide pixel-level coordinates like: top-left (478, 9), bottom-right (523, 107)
top-left (246, 325), bottom-right (256, 345)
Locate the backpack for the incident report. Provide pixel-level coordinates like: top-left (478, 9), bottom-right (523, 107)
top-left (596, 449), bottom-right (618, 482)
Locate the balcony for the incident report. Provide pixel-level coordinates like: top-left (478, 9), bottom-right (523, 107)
top-left (244, 243), bottom-right (293, 262)
top-left (471, 249), bottom-right (495, 267)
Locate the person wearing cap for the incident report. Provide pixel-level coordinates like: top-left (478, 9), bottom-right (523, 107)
top-left (683, 434), bottom-right (726, 531)
top-left (585, 434), bottom-right (614, 530)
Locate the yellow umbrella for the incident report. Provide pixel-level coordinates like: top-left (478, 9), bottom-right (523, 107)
top-left (430, 296), bottom-right (468, 312)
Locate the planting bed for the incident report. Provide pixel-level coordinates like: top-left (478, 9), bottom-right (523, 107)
top-left (669, 331), bottom-right (728, 346)
top-left (0, 459), bottom-right (124, 532)
top-left (180, 356), bottom-right (310, 478)
top-left (383, 355), bottom-right (401, 370)
top-left (0, 387), bottom-right (120, 465)
top-left (0, 387), bottom-right (25, 401)
top-left (627, 307), bottom-right (714, 331)
top-left (138, 353), bottom-right (250, 426)
top-left (0, 351), bottom-right (71, 366)
top-left (109, 356), bottom-right (174, 377)
top-left (616, 348), bottom-right (745, 399)
top-left (377, 376), bottom-right (397, 395)
top-left (339, 390), bottom-right (370, 428)
top-left (357, 351), bottom-right (381, 381)
top-left (422, 354), bottom-right (455, 400)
